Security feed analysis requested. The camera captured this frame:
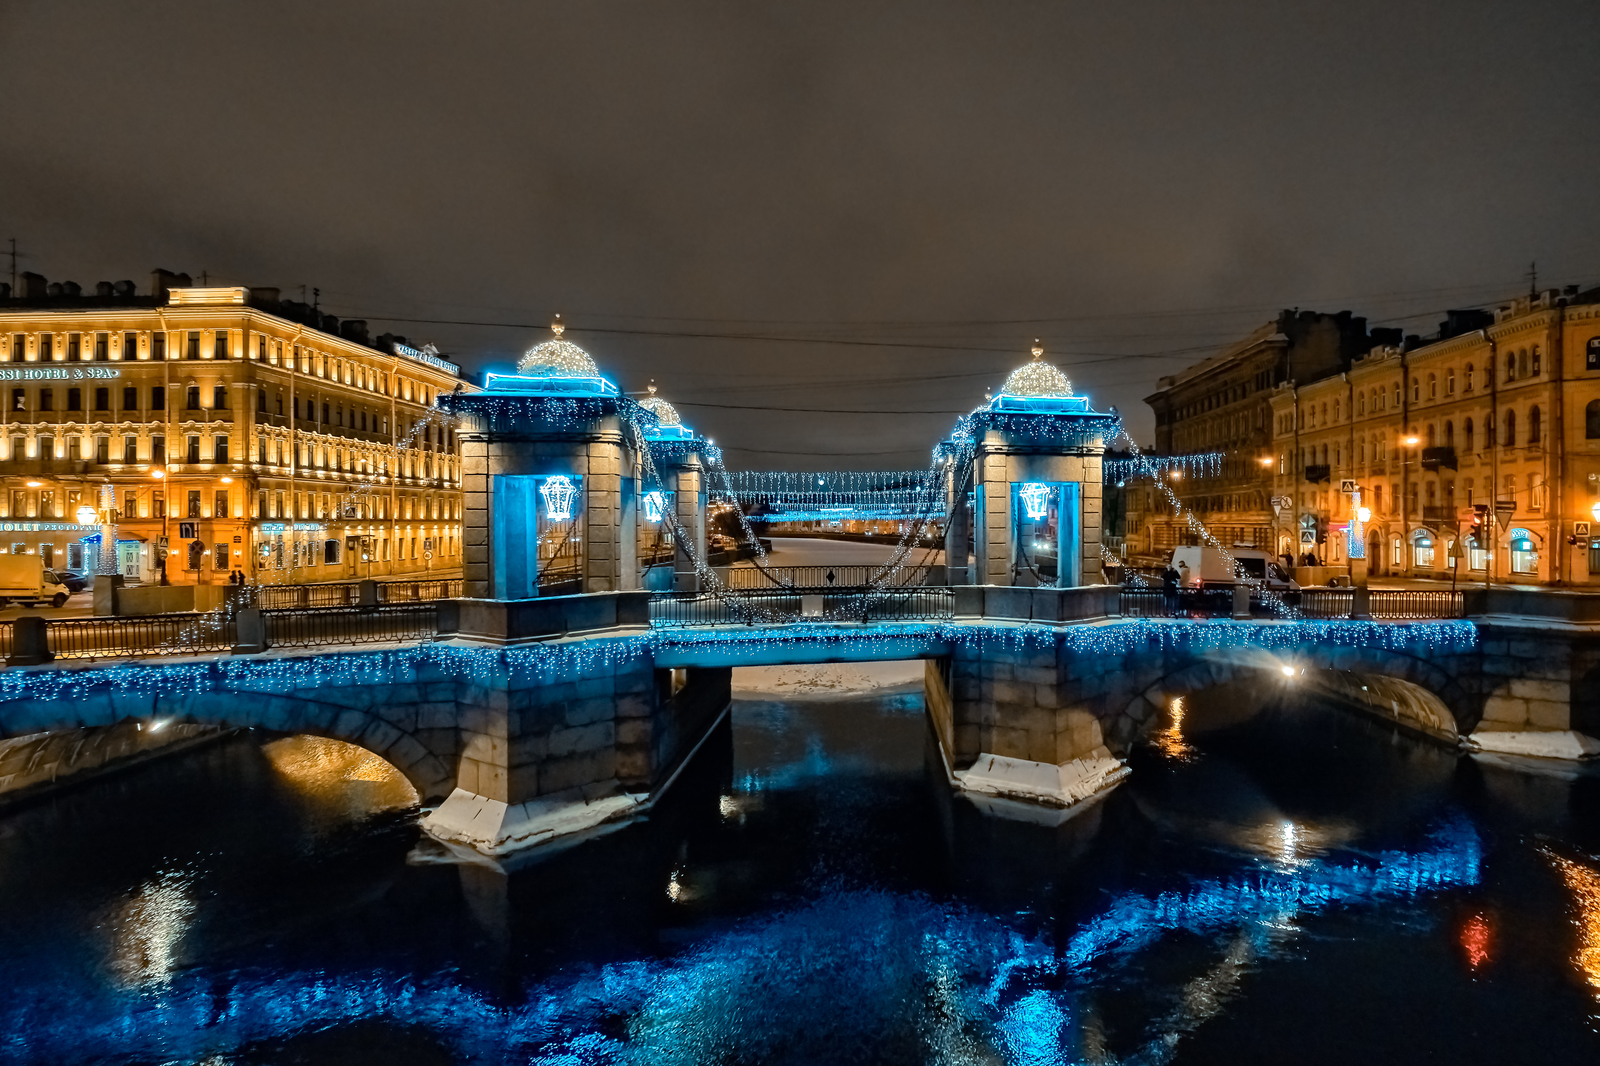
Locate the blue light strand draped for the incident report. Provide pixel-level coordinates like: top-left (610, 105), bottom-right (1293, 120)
top-left (0, 618), bottom-right (1479, 705)
top-left (1103, 451), bottom-right (1224, 484)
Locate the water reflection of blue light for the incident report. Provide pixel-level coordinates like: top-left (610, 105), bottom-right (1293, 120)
top-left (1, 820), bottom-right (1481, 1065)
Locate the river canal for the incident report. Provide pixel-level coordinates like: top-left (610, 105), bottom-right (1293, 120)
top-left (2, 672), bottom-right (1599, 1064)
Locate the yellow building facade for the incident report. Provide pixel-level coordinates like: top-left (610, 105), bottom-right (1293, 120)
top-left (1269, 288), bottom-right (1600, 585)
top-left (0, 286), bottom-right (466, 585)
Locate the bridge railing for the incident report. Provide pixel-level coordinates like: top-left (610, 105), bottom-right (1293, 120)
top-left (724, 565), bottom-right (938, 590)
top-left (650, 587), bottom-right (953, 627)
top-left (45, 613), bottom-right (237, 660)
top-left (263, 604), bottom-right (439, 649)
top-left (1120, 587), bottom-right (1466, 620)
top-left (254, 578), bottom-right (463, 609)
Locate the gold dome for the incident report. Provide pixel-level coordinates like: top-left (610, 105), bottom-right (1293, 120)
top-left (998, 339), bottom-right (1073, 399)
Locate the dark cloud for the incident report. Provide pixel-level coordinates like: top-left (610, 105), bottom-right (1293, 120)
top-left (3, 1), bottom-right (1597, 465)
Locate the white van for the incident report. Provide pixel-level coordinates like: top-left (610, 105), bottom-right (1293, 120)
top-left (0, 555), bottom-right (72, 608)
top-left (1168, 546), bottom-right (1298, 592)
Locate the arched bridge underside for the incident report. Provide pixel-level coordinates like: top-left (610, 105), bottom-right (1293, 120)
top-left (0, 618), bottom-right (1508, 810)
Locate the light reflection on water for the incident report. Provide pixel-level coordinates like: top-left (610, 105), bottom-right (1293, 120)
top-left (1545, 848), bottom-right (1600, 1000)
top-left (1, 690), bottom-right (1600, 1064)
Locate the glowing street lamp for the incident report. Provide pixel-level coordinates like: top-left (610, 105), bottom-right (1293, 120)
top-left (1357, 506), bottom-right (1372, 523)
top-left (76, 505), bottom-right (97, 525)
top-left (1403, 435), bottom-right (1420, 447)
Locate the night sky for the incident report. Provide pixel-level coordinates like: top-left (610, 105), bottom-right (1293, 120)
top-left (3, 2), bottom-right (1597, 467)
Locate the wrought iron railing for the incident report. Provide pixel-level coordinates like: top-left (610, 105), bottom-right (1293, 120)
top-left (1122, 586), bottom-right (1465, 621)
top-left (650, 587), bottom-right (952, 627)
top-left (263, 604), bottom-right (438, 648)
top-left (254, 579), bottom-right (462, 609)
top-left (45, 613), bottom-right (237, 660)
top-left (376, 579), bottom-right (463, 603)
top-left (724, 565), bottom-right (935, 590)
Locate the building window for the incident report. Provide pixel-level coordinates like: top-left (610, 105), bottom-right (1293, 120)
top-left (1588, 401), bottom-right (1600, 440)
top-left (187, 435), bottom-right (200, 463)
top-left (1427, 373), bottom-right (1436, 399)
top-left (1518, 349), bottom-right (1529, 378)
top-left (1444, 420), bottom-right (1454, 447)
top-left (66, 334), bottom-right (80, 362)
top-left (1504, 409), bottom-right (1516, 448)
top-left (122, 436), bottom-right (136, 464)
top-left (186, 386), bottom-right (200, 410)
top-left (213, 332), bottom-right (228, 360)
top-left (121, 386), bottom-right (136, 411)
top-left (153, 491), bottom-right (164, 518)
top-left (214, 435), bottom-right (229, 463)
top-left (186, 332), bottom-right (201, 360)
top-left (1529, 405), bottom-right (1541, 444)
top-left (39, 388), bottom-right (53, 412)
top-left (213, 385), bottom-right (227, 409)
top-left (152, 333), bottom-right (166, 360)
top-left (215, 543), bottom-right (230, 571)
top-left (1469, 536), bottom-right (1488, 571)
top-left (40, 334), bottom-right (53, 360)
top-left (95, 436), bottom-right (109, 464)
top-left (1510, 529), bottom-right (1538, 575)
top-left (151, 386), bottom-right (165, 411)
top-left (324, 538), bottom-right (342, 565)
top-left (257, 336), bottom-right (266, 361)
top-left (1530, 473), bottom-right (1545, 512)
top-left (1506, 352), bottom-right (1516, 382)
top-left (187, 490), bottom-right (202, 518)
top-left (258, 389), bottom-right (267, 413)
top-left (67, 388), bottom-right (82, 411)
top-left (1411, 533), bottom-right (1433, 569)
top-left (215, 490), bottom-right (229, 518)
top-left (95, 333), bottom-right (108, 361)
top-left (152, 435), bottom-right (165, 463)
top-left (94, 387), bottom-right (109, 411)
top-left (10, 388), bottom-right (22, 411)
top-left (1446, 368), bottom-right (1455, 395)
top-left (1392, 537), bottom-right (1403, 566)
top-left (1465, 417), bottom-right (1475, 452)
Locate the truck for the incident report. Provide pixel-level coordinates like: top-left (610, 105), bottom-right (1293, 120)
top-left (1167, 546), bottom-right (1298, 593)
top-left (0, 555), bottom-right (72, 608)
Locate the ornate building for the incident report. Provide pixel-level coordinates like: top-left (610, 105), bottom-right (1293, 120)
top-left (0, 274), bottom-right (467, 585)
top-left (1130, 310), bottom-right (1385, 560)
top-left (1270, 286), bottom-right (1600, 585)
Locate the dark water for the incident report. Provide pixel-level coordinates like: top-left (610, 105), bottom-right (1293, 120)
top-left (3, 679), bottom-right (1600, 1065)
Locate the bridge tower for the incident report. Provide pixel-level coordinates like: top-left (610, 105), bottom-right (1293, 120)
top-left (637, 384), bottom-right (710, 592)
top-left (452, 320), bottom-right (643, 598)
top-left (950, 342), bottom-right (1116, 588)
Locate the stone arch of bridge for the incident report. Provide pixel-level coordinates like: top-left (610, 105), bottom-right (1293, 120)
top-left (0, 688), bottom-right (456, 805)
top-left (181, 690), bottom-right (457, 803)
top-left (1117, 644), bottom-right (1468, 748)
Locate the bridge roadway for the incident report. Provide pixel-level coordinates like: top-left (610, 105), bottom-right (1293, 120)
top-left (8, 582), bottom-right (1594, 859)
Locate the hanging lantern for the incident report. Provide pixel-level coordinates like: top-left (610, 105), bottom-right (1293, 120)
top-left (540, 475), bottom-right (579, 522)
top-left (1019, 482), bottom-right (1050, 521)
top-left (642, 490), bottom-right (665, 523)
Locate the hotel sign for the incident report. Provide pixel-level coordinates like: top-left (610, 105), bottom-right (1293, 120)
top-left (0, 366), bottom-right (121, 381)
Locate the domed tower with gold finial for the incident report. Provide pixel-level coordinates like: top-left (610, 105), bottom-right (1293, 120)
top-left (450, 315), bottom-right (647, 600)
top-left (636, 381), bottom-right (710, 591)
top-left (943, 339), bottom-right (1116, 588)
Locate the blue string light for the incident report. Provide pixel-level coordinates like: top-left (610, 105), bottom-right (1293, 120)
top-left (0, 619), bottom-right (1478, 706)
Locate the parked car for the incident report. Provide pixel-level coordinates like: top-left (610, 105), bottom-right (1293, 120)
top-left (0, 557), bottom-right (72, 608)
top-left (44, 569), bottom-right (88, 594)
top-left (1168, 546), bottom-right (1299, 592)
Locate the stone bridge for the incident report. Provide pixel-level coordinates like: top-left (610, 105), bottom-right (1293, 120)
top-left (1, 585), bottom-right (1597, 857)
